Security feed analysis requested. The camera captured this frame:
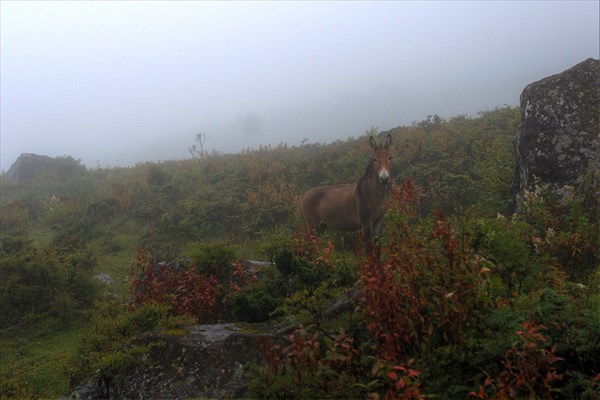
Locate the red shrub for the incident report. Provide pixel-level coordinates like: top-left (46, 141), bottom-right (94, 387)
top-left (359, 179), bottom-right (495, 398)
top-left (130, 248), bottom-right (250, 322)
top-left (469, 322), bottom-right (563, 400)
top-left (361, 180), bottom-right (491, 361)
top-left (495, 322), bottom-right (563, 399)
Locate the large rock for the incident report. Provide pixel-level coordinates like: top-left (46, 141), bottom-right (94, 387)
top-left (3, 153), bottom-right (86, 185)
top-left (65, 323), bottom-right (284, 400)
top-left (4, 153), bottom-right (55, 184)
top-left (514, 58), bottom-right (600, 206)
top-left (63, 287), bottom-right (360, 399)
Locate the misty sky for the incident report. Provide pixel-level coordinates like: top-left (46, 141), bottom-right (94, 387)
top-left (1, 1), bottom-right (598, 171)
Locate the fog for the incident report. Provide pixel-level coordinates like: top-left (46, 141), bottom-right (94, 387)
top-left (1, 1), bottom-right (598, 171)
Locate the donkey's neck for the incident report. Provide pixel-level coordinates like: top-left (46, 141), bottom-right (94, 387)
top-left (357, 160), bottom-right (387, 204)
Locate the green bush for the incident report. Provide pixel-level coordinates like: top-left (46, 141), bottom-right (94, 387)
top-left (470, 216), bottom-right (543, 295)
top-left (0, 241), bottom-right (99, 330)
top-left (232, 283), bottom-right (284, 323)
top-left (188, 241), bottom-right (237, 277)
top-left (67, 300), bottom-right (169, 391)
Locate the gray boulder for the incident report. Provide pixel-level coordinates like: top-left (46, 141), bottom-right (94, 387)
top-left (3, 153), bottom-right (86, 185)
top-left (4, 153), bottom-right (54, 184)
top-left (63, 286), bottom-right (361, 399)
top-left (514, 58), bottom-right (600, 208)
top-left (64, 323), bottom-right (283, 399)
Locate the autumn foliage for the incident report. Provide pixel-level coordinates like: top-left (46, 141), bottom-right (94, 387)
top-left (130, 247), bottom-right (252, 323)
top-left (250, 176), bottom-right (598, 399)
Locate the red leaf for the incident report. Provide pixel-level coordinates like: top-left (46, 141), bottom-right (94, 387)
top-left (408, 368), bottom-right (420, 378)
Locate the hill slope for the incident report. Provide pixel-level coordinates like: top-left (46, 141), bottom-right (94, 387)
top-left (1, 106), bottom-right (598, 399)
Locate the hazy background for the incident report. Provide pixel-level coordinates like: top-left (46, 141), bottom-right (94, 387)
top-left (1, 1), bottom-right (598, 171)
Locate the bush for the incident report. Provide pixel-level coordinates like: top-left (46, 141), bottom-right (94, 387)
top-left (130, 245), bottom-right (255, 323)
top-left (470, 215), bottom-right (542, 295)
top-left (253, 179), bottom-right (600, 398)
top-left (130, 248), bottom-right (223, 323)
top-left (189, 241), bottom-right (237, 277)
top-left (273, 231), bottom-right (339, 291)
top-left (0, 241), bottom-right (99, 330)
top-left (232, 284), bottom-right (283, 323)
top-left (66, 300), bottom-right (169, 394)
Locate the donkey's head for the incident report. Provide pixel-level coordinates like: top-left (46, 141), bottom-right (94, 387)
top-left (369, 134), bottom-right (392, 185)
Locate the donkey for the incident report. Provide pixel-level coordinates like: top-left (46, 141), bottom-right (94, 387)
top-left (300, 134), bottom-right (392, 244)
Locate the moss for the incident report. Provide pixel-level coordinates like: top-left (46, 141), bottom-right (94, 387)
top-left (164, 328), bottom-right (190, 336)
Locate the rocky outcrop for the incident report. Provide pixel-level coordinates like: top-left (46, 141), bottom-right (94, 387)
top-left (64, 285), bottom-right (361, 399)
top-left (4, 153), bottom-right (55, 184)
top-left (3, 153), bottom-right (86, 185)
top-left (514, 58), bottom-right (600, 206)
top-left (65, 323), bottom-right (284, 400)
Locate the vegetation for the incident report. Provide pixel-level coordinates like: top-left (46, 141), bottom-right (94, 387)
top-left (247, 179), bottom-right (599, 399)
top-left (1, 106), bottom-right (598, 398)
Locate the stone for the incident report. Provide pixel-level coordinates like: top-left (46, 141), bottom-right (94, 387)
top-left (3, 153), bottom-right (86, 185)
top-left (93, 273), bottom-right (114, 285)
top-left (64, 323), bottom-right (284, 400)
top-left (514, 58), bottom-right (600, 207)
top-left (4, 153), bottom-right (54, 184)
top-left (62, 284), bottom-right (362, 399)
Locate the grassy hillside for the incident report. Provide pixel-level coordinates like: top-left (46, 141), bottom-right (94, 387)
top-left (1, 106), bottom-right (598, 398)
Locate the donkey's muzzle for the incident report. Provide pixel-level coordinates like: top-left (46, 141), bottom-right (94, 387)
top-left (378, 169), bottom-right (390, 185)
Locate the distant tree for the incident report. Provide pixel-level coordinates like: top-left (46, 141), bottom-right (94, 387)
top-left (188, 133), bottom-right (207, 159)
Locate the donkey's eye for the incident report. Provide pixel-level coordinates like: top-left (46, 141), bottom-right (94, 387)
top-left (372, 157), bottom-right (377, 162)
top-left (388, 156), bottom-right (392, 161)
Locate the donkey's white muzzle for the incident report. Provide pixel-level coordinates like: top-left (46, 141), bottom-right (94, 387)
top-left (379, 169), bottom-right (390, 185)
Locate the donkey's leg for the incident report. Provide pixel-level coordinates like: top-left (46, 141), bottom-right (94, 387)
top-left (301, 205), bottom-right (318, 235)
top-left (373, 214), bottom-right (384, 237)
top-left (305, 221), bottom-right (319, 236)
top-left (362, 223), bottom-right (376, 254)
top-left (363, 222), bottom-right (382, 261)
top-left (362, 223), bottom-right (373, 244)
top-left (304, 215), bottom-right (323, 236)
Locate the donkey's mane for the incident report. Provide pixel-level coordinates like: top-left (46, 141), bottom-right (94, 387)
top-left (359, 156), bottom-right (375, 184)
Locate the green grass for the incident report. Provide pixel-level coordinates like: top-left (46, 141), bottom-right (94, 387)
top-left (0, 326), bottom-right (85, 398)
top-left (86, 218), bottom-right (146, 295)
top-left (27, 225), bottom-right (54, 247)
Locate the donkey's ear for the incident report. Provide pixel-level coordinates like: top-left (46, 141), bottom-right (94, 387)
top-left (383, 133), bottom-right (392, 149)
top-left (369, 135), bottom-right (377, 149)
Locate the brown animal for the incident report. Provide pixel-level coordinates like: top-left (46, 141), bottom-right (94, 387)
top-left (300, 134), bottom-right (392, 243)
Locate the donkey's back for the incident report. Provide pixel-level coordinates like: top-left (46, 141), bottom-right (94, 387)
top-left (300, 183), bottom-right (361, 234)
